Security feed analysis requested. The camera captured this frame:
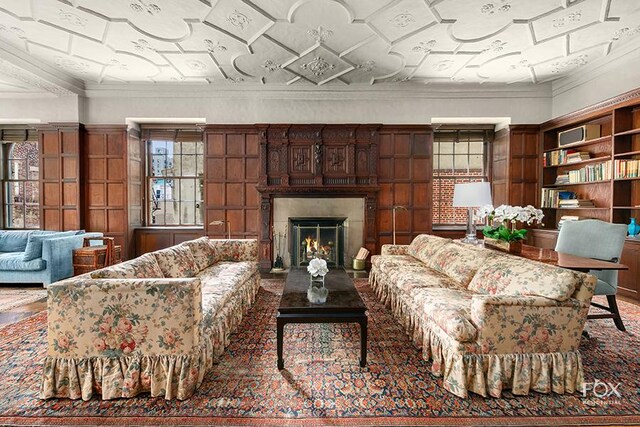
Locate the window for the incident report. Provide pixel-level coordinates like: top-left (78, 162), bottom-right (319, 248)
top-left (432, 129), bottom-right (492, 226)
top-left (2, 140), bottom-right (40, 229)
top-left (146, 130), bottom-right (204, 226)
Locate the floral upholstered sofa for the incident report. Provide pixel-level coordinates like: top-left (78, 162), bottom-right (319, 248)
top-left (370, 234), bottom-right (596, 398)
top-left (40, 237), bottom-right (260, 401)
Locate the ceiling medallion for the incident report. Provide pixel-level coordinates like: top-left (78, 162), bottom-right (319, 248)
top-left (132, 39), bottom-right (155, 52)
top-left (553, 11), bottom-right (582, 28)
top-left (389, 11), bottom-right (415, 28)
top-left (612, 25), bottom-right (640, 41)
top-left (433, 59), bottom-right (454, 71)
top-left (226, 10), bottom-right (252, 30)
top-left (54, 56), bottom-right (89, 73)
top-left (262, 60), bottom-right (281, 73)
top-left (186, 60), bottom-right (207, 71)
top-left (300, 56), bottom-right (336, 77)
top-left (551, 54), bottom-right (588, 73)
top-left (0, 24), bottom-right (26, 39)
top-left (205, 39), bottom-right (227, 53)
top-left (481, 1), bottom-right (511, 15)
top-left (483, 40), bottom-right (507, 53)
top-left (307, 26), bottom-right (334, 44)
top-left (130, 0), bottom-right (161, 15)
top-left (58, 9), bottom-right (87, 27)
top-left (356, 60), bottom-right (376, 73)
top-left (412, 40), bottom-right (437, 53)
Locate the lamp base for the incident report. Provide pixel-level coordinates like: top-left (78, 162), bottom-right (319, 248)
top-left (461, 234), bottom-right (479, 244)
top-left (460, 207), bottom-right (479, 245)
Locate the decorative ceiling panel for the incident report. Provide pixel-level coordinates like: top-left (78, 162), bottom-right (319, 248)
top-left (0, 0), bottom-right (638, 92)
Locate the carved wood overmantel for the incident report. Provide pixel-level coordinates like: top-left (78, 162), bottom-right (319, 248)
top-left (256, 124), bottom-right (381, 271)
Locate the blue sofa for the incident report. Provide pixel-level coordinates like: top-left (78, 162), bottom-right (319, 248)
top-left (0, 230), bottom-right (103, 286)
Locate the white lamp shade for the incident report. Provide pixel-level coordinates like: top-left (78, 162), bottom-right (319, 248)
top-left (452, 182), bottom-right (492, 207)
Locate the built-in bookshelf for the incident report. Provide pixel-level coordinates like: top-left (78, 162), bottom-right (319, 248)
top-left (540, 95), bottom-right (640, 230)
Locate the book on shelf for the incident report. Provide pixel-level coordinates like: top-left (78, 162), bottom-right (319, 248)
top-left (541, 189), bottom-right (578, 208)
top-left (556, 161), bottom-right (611, 184)
top-left (544, 149), bottom-right (591, 166)
top-left (558, 215), bottom-right (583, 229)
top-left (555, 173), bottom-right (570, 184)
top-left (614, 159), bottom-right (640, 179)
top-left (558, 199), bottom-right (595, 207)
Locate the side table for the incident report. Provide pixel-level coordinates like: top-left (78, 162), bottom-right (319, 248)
top-left (72, 237), bottom-right (122, 276)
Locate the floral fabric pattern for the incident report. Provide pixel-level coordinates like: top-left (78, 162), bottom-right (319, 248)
top-left (427, 243), bottom-right (494, 287)
top-left (153, 245), bottom-right (199, 278)
top-left (380, 244), bottom-right (409, 255)
top-left (182, 236), bottom-right (217, 271)
top-left (468, 253), bottom-right (578, 301)
top-left (369, 233), bottom-right (596, 398)
top-left (209, 239), bottom-right (258, 262)
top-left (41, 239), bottom-right (260, 401)
top-left (407, 234), bottom-right (451, 265)
top-left (90, 253), bottom-right (164, 279)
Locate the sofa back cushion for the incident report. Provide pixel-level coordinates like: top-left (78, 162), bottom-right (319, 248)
top-left (90, 253), bottom-right (164, 279)
top-left (23, 230), bottom-right (77, 261)
top-left (427, 243), bottom-right (493, 287)
top-left (468, 253), bottom-right (578, 301)
top-left (408, 234), bottom-right (451, 265)
top-left (182, 237), bottom-right (217, 271)
top-left (0, 230), bottom-right (34, 252)
top-left (153, 245), bottom-right (199, 278)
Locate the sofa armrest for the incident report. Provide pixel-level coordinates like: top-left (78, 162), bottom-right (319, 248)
top-left (46, 277), bottom-right (203, 359)
top-left (469, 294), bottom-right (589, 354)
top-left (209, 239), bottom-right (258, 262)
top-left (42, 232), bottom-right (103, 283)
top-left (381, 244), bottom-right (409, 255)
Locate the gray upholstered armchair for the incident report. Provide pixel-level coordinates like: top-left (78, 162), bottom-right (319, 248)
top-left (555, 219), bottom-right (628, 331)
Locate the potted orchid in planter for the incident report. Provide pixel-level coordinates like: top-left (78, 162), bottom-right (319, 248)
top-left (475, 204), bottom-right (544, 254)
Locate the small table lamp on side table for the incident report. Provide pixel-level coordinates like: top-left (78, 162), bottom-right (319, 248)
top-left (452, 182), bottom-right (492, 244)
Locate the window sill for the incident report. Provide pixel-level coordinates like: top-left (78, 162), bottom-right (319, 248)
top-left (135, 226), bottom-right (204, 230)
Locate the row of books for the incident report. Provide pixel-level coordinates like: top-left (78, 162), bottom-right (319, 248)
top-left (543, 149), bottom-right (591, 166)
top-left (557, 215), bottom-right (583, 229)
top-left (541, 189), bottom-right (596, 209)
top-left (554, 161), bottom-right (611, 184)
top-left (614, 159), bottom-right (640, 179)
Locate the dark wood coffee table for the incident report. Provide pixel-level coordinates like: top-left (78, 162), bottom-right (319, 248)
top-left (277, 267), bottom-right (368, 370)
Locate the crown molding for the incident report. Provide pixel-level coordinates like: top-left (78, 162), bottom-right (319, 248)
top-left (0, 40), bottom-right (85, 96)
top-left (82, 81), bottom-right (552, 100)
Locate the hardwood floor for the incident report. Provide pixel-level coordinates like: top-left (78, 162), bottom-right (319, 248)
top-left (0, 286), bottom-right (47, 327)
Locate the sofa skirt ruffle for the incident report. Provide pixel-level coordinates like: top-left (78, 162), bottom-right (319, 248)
top-left (422, 326), bottom-right (585, 398)
top-left (40, 349), bottom-right (209, 401)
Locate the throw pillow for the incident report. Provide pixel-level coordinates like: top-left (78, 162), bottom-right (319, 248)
top-left (182, 236), bottom-right (218, 270)
top-left (23, 230), bottom-right (76, 261)
top-left (91, 253), bottom-right (164, 279)
top-left (427, 243), bottom-right (493, 287)
top-left (153, 245), bottom-right (199, 278)
top-left (408, 234), bottom-right (451, 265)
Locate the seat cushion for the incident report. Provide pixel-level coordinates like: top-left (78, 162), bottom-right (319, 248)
top-left (411, 287), bottom-right (477, 342)
top-left (594, 279), bottom-right (616, 295)
top-left (90, 253), bottom-right (164, 279)
top-left (408, 234), bottom-right (451, 265)
top-left (182, 237), bottom-right (217, 271)
top-left (371, 254), bottom-right (424, 273)
top-left (0, 252), bottom-right (46, 271)
top-left (199, 261), bottom-right (257, 313)
top-left (394, 266), bottom-right (464, 294)
top-left (153, 245), bottom-right (199, 278)
top-left (468, 253), bottom-right (578, 301)
top-left (427, 242), bottom-right (494, 287)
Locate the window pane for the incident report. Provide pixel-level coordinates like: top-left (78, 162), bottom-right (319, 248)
top-left (9, 159), bottom-right (27, 179)
top-left (25, 206), bottom-right (39, 228)
top-left (196, 141), bottom-right (204, 154)
top-left (469, 154), bottom-right (484, 171)
top-left (181, 155), bottom-right (197, 176)
top-left (25, 182), bottom-right (39, 204)
top-left (7, 205), bottom-right (24, 228)
top-left (181, 141), bottom-right (197, 155)
top-left (469, 140), bottom-right (484, 154)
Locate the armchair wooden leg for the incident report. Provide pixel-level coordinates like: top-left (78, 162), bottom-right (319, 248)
top-left (607, 295), bottom-right (626, 332)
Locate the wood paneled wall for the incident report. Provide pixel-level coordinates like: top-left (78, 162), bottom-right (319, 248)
top-left (135, 227), bottom-right (205, 256)
top-left (377, 125), bottom-right (433, 246)
top-left (39, 123), bottom-right (83, 231)
top-left (204, 125), bottom-right (260, 239)
top-left (490, 125), bottom-right (540, 207)
top-left (84, 125), bottom-right (130, 257)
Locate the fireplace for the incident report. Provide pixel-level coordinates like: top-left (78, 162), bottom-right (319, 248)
top-left (290, 217), bottom-right (345, 267)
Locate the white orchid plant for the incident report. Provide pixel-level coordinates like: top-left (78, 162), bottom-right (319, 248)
top-left (475, 204), bottom-right (544, 242)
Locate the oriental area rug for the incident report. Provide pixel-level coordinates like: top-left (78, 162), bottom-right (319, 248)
top-left (0, 279), bottom-right (639, 426)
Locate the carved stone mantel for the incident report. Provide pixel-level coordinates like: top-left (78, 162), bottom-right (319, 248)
top-left (256, 124), bottom-right (380, 271)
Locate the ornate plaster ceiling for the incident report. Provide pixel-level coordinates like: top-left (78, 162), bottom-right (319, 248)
top-left (0, 0), bottom-right (638, 94)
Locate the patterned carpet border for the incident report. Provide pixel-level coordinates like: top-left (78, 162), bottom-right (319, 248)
top-left (0, 414), bottom-right (639, 427)
top-left (0, 279), bottom-right (639, 427)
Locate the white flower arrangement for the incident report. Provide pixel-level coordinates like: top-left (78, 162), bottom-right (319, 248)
top-left (475, 204), bottom-right (544, 243)
top-left (307, 257), bottom-right (329, 277)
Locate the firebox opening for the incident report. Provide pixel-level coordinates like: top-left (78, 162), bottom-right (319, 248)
top-left (289, 217), bottom-right (346, 267)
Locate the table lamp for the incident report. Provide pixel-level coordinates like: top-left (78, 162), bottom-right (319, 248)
top-left (452, 182), bottom-right (492, 244)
